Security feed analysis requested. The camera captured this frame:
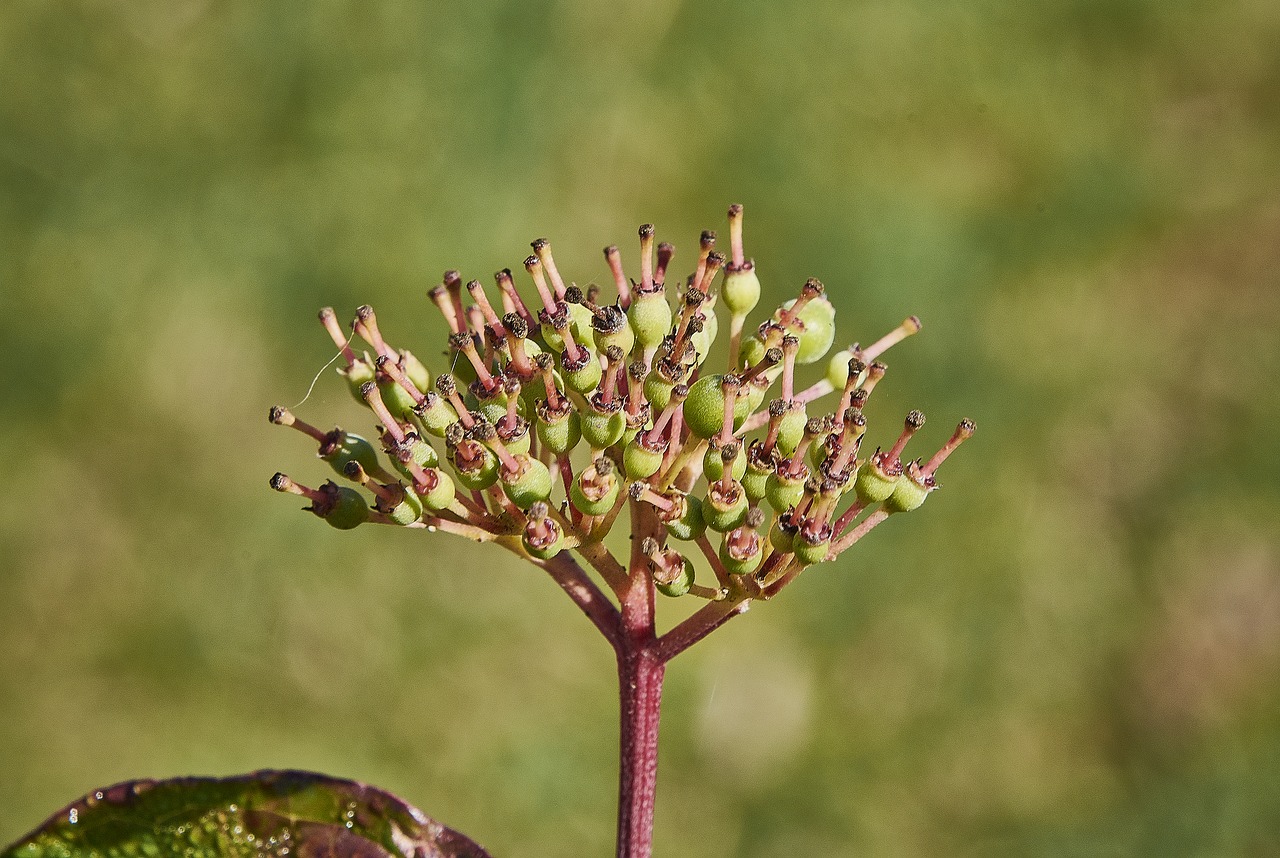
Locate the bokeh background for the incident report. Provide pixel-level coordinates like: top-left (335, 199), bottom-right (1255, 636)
top-left (3, 1), bottom-right (1279, 854)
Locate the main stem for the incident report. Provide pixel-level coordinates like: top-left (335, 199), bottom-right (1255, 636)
top-left (615, 637), bottom-right (664, 857)
top-left (615, 501), bottom-right (665, 858)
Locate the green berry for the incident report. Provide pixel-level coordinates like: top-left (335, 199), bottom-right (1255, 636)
top-left (629, 291), bottom-right (672, 349)
top-left (452, 445), bottom-right (499, 490)
top-left (654, 556), bottom-right (695, 598)
top-left (340, 359), bottom-right (377, 405)
top-left (776, 407), bottom-right (808, 456)
top-left (722, 265), bottom-right (761, 316)
top-left (535, 405), bottom-right (581, 456)
top-left (826, 349), bottom-right (855, 391)
top-left (522, 525), bottom-right (563, 560)
top-left (624, 439), bottom-right (665, 480)
top-left (644, 372), bottom-right (677, 414)
top-left (381, 485), bottom-right (424, 526)
top-left (765, 469), bottom-right (807, 513)
top-left (562, 349), bottom-right (603, 395)
top-left (662, 494), bottom-right (706, 541)
top-left (580, 405), bottom-right (626, 450)
top-left (719, 534), bottom-right (763, 576)
top-left (499, 421), bottom-right (532, 456)
top-left (319, 430), bottom-right (388, 481)
top-left (321, 483), bottom-right (371, 530)
top-left (378, 376), bottom-right (419, 423)
top-left (401, 350), bottom-right (432, 394)
top-left (391, 434), bottom-right (439, 480)
top-left (501, 455), bottom-right (553, 508)
top-left (682, 374), bottom-right (751, 439)
top-left (769, 515), bottom-right (797, 553)
top-left (540, 302), bottom-right (596, 353)
top-left (703, 484), bottom-right (748, 532)
top-left (703, 443), bottom-right (747, 481)
top-left (570, 463), bottom-right (620, 516)
top-left (793, 527), bottom-right (831, 565)
top-left (741, 457), bottom-right (772, 505)
top-left (853, 456), bottom-right (901, 505)
top-left (414, 394), bottom-right (458, 437)
top-left (739, 335), bottom-right (765, 371)
top-left (416, 468), bottom-right (457, 512)
top-left (784, 295), bottom-right (836, 365)
top-left (592, 306), bottom-right (636, 354)
top-left (883, 463), bottom-right (933, 513)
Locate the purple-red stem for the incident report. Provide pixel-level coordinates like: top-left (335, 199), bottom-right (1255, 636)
top-left (541, 502), bottom-right (754, 857)
top-left (615, 641), bottom-right (664, 858)
top-left (614, 500), bottom-right (664, 858)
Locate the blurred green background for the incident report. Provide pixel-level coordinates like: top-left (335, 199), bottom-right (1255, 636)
top-left (3, 0), bottom-right (1279, 854)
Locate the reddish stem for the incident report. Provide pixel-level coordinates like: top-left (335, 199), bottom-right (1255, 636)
top-left (615, 641), bottom-right (664, 858)
top-left (614, 502), bottom-right (664, 858)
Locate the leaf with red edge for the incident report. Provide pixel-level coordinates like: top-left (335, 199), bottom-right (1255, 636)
top-left (2, 769), bottom-right (492, 858)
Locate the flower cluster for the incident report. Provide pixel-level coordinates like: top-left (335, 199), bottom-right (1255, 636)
top-left (270, 206), bottom-right (972, 600)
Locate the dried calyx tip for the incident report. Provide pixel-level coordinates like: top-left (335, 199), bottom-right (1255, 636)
top-left (268, 405), bottom-right (292, 425)
top-left (504, 314), bottom-right (529, 338)
top-left (906, 409), bottom-right (926, 430)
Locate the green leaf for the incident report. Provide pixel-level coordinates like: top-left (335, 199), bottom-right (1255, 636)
top-left (2, 770), bottom-right (492, 858)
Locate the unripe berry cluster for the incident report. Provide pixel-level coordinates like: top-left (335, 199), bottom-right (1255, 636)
top-left (270, 206), bottom-right (972, 602)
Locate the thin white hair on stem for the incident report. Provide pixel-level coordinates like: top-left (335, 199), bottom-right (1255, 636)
top-left (290, 329), bottom-right (356, 410)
